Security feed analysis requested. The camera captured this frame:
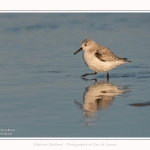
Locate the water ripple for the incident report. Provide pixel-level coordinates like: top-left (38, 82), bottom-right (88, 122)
top-left (8, 23), bottom-right (59, 32)
top-left (129, 101), bottom-right (150, 107)
top-left (97, 71), bottom-right (150, 79)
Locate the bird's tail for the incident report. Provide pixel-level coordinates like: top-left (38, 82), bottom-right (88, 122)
top-left (121, 58), bottom-right (131, 62)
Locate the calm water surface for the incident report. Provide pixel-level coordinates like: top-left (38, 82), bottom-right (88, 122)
top-left (0, 13), bottom-right (150, 137)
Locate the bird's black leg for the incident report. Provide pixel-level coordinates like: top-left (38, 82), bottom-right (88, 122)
top-left (106, 72), bottom-right (109, 81)
top-left (81, 72), bottom-right (97, 78)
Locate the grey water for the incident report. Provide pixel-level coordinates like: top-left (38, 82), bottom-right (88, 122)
top-left (0, 13), bottom-right (150, 137)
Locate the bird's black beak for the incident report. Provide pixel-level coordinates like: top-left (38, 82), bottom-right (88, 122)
top-left (74, 47), bottom-right (82, 55)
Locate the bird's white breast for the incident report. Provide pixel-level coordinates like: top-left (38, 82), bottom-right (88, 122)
top-left (83, 51), bottom-right (125, 72)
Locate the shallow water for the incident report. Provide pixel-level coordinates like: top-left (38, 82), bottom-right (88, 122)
top-left (0, 13), bottom-right (150, 137)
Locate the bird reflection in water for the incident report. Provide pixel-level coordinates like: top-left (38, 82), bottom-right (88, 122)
top-left (75, 78), bottom-right (130, 125)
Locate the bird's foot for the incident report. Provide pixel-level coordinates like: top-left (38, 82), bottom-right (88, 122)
top-left (81, 72), bottom-right (97, 78)
top-left (81, 74), bottom-right (88, 78)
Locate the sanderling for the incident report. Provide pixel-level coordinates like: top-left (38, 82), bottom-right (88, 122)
top-left (74, 39), bottom-right (131, 80)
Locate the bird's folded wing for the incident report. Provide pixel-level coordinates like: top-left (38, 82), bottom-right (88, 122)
top-left (95, 47), bottom-right (120, 61)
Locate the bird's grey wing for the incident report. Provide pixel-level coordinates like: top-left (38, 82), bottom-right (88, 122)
top-left (95, 47), bottom-right (120, 61)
